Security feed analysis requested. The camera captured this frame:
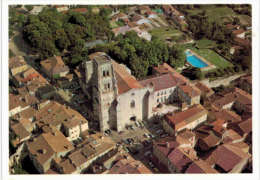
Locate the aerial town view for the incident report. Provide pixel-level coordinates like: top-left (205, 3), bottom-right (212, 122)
top-left (8, 4), bottom-right (252, 174)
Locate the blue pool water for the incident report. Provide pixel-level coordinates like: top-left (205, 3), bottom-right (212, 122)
top-left (185, 51), bottom-right (208, 68)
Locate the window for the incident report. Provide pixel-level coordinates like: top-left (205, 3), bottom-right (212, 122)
top-left (157, 99), bottom-right (159, 103)
top-left (108, 83), bottom-right (110, 90)
top-left (130, 100), bottom-right (135, 108)
top-left (103, 71), bottom-right (106, 77)
top-left (106, 71), bottom-right (109, 76)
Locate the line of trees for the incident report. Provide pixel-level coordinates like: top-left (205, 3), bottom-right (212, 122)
top-left (91, 31), bottom-right (185, 79)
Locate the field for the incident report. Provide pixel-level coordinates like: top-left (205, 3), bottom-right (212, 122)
top-left (149, 27), bottom-right (187, 43)
top-left (195, 39), bottom-right (217, 49)
top-left (185, 6), bottom-right (237, 23)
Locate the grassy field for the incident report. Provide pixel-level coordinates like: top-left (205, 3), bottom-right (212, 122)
top-left (190, 48), bottom-right (233, 68)
top-left (185, 6), bottom-right (237, 23)
top-left (150, 27), bottom-right (187, 43)
top-left (195, 39), bottom-right (217, 49)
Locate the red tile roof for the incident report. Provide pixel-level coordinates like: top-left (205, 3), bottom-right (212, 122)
top-left (165, 104), bottom-right (207, 131)
top-left (139, 73), bottom-right (177, 92)
top-left (112, 60), bottom-right (143, 94)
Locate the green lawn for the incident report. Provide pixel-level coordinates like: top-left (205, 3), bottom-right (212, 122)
top-left (150, 27), bottom-right (184, 42)
top-left (190, 48), bottom-right (233, 68)
top-left (186, 6), bottom-right (236, 23)
top-left (195, 39), bottom-right (217, 49)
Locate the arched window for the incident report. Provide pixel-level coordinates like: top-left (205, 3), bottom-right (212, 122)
top-left (130, 100), bottom-right (135, 108)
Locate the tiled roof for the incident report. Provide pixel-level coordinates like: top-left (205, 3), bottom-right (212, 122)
top-left (9, 56), bottom-right (27, 70)
top-left (11, 123), bottom-right (30, 140)
top-left (40, 56), bottom-right (69, 75)
top-left (195, 82), bottom-right (214, 96)
top-left (154, 137), bottom-right (179, 157)
top-left (165, 104), bottom-right (207, 130)
top-left (238, 118), bottom-right (252, 135)
top-left (178, 83), bottom-right (201, 98)
top-left (186, 160), bottom-right (218, 173)
top-left (112, 60), bottom-right (143, 94)
top-left (139, 73), bottom-right (177, 92)
top-left (168, 148), bottom-right (192, 172)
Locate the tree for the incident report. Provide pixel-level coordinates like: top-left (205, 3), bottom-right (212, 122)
top-left (25, 5), bottom-right (33, 12)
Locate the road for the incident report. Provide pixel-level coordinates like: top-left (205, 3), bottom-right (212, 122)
top-left (200, 73), bottom-right (246, 88)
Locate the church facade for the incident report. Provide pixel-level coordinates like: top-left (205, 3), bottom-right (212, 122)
top-left (75, 52), bottom-right (201, 132)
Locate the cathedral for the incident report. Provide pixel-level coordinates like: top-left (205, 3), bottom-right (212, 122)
top-left (75, 52), bottom-right (201, 132)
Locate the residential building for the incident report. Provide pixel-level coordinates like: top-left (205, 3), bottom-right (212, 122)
top-left (195, 82), bottom-right (214, 98)
top-left (26, 129), bottom-right (74, 173)
top-left (162, 104), bottom-right (207, 135)
top-left (9, 56), bottom-right (29, 76)
top-left (204, 144), bottom-right (250, 173)
top-left (185, 160), bottom-right (218, 173)
top-left (40, 56), bottom-right (69, 79)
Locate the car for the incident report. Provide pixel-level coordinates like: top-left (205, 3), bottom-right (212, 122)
top-left (156, 129), bottom-right (163, 134)
top-left (160, 134), bottom-right (168, 138)
top-left (144, 151), bottom-right (151, 157)
top-left (118, 131), bottom-right (124, 135)
top-left (143, 133), bottom-right (149, 138)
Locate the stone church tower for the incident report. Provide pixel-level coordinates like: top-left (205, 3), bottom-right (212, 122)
top-left (84, 52), bottom-right (118, 131)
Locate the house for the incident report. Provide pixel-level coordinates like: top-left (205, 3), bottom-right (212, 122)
top-left (71, 8), bottom-right (87, 14)
top-left (223, 129), bottom-right (244, 144)
top-left (145, 10), bottom-right (158, 19)
top-left (229, 45), bottom-right (244, 55)
top-left (152, 137), bottom-right (179, 171)
top-left (34, 101), bottom-right (88, 140)
top-left (9, 56), bottom-right (29, 76)
top-left (40, 56), bottom-right (69, 79)
top-left (111, 12), bottom-right (128, 21)
top-left (229, 118), bottom-right (252, 140)
top-left (55, 5), bottom-right (69, 12)
top-left (9, 93), bottom-right (32, 117)
top-left (185, 160), bottom-right (218, 173)
top-left (138, 6), bottom-right (151, 14)
top-left (232, 75), bottom-right (252, 94)
top-left (233, 37), bottom-right (251, 47)
top-left (232, 29), bottom-right (246, 39)
top-left (108, 153), bottom-right (152, 174)
top-left (204, 144), bottom-right (250, 173)
top-left (211, 88), bottom-right (252, 115)
top-left (130, 26), bottom-right (152, 41)
top-left (176, 130), bottom-right (196, 148)
top-left (162, 104), bottom-right (207, 135)
top-left (10, 122), bottom-right (31, 147)
top-left (26, 129), bottom-right (74, 173)
top-left (29, 6), bottom-right (46, 15)
top-left (112, 25), bottom-right (130, 36)
top-left (65, 133), bottom-right (116, 173)
top-left (195, 82), bottom-right (214, 98)
top-left (195, 125), bottom-right (222, 151)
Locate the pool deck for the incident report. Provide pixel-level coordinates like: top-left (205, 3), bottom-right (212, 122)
top-left (186, 49), bottom-right (216, 71)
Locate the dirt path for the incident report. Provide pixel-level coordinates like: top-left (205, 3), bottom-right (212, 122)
top-left (9, 30), bottom-right (32, 56)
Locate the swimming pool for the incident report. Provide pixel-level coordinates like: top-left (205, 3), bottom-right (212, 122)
top-left (185, 51), bottom-right (208, 68)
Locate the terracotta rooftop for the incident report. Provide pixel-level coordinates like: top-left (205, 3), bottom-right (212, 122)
top-left (108, 154), bottom-right (152, 174)
top-left (212, 109), bottom-right (242, 124)
top-left (185, 160), bottom-right (218, 173)
top-left (27, 130), bottom-right (73, 166)
top-left (71, 8), bottom-right (87, 13)
top-left (165, 104), bottom-right (207, 131)
top-left (238, 118), bottom-right (252, 135)
top-left (232, 29), bottom-right (245, 35)
top-left (9, 93), bottom-right (28, 110)
top-left (206, 144), bottom-right (249, 172)
top-left (178, 83), bottom-right (201, 98)
top-left (11, 123), bottom-right (30, 140)
top-left (168, 148), bottom-right (192, 172)
top-left (40, 56), bottom-right (69, 75)
top-left (153, 137), bottom-right (179, 157)
top-left (139, 73), bottom-right (177, 92)
top-left (234, 37), bottom-right (251, 47)
top-left (9, 56), bottom-right (27, 70)
top-left (195, 82), bottom-right (214, 96)
top-left (112, 60), bottom-right (143, 94)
